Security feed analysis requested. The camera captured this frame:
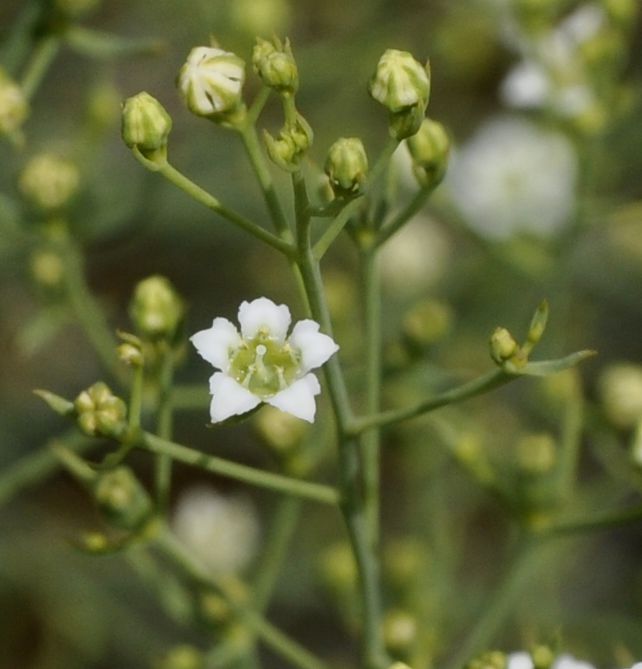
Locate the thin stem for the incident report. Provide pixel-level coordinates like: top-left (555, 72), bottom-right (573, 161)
top-left (556, 377), bottom-right (583, 498)
top-left (153, 160), bottom-right (294, 256)
top-left (375, 185), bottom-right (433, 248)
top-left (138, 432), bottom-right (340, 505)
top-left (239, 124), bottom-right (291, 238)
top-left (128, 362), bottom-right (145, 432)
top-left (367, 137), bottom-right (400, 192)
top-left (313, 196), bottom-right (364, 260)
top-left (155, 344), bottom-right (175, 513)
top-left (543, 505), bottom-right (642, 538)
top-left (20, 34), bottom-right (61, 100)
top-left (247, 86), bottom-right (271, 125)
top-left (350, 368), bottom-right (514, 435)
top-left (0, 431), bottom-right (91, 509)
top-left (360, 248), bottom-right (382, 548)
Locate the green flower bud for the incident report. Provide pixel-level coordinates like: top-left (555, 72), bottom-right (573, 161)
top-left (156, 646), bottom-right (205, 669)
top-left (54, 0), bottom-right (101, 18)
top-left (402, 299), bottom-right (452, 354)
top-left (369, 49), bottom-right (430, 113)
top-left (263, 113), bottom-right (313, 171)
top-left (230, 0), bottom-right (291, 36)
top-left (531, 645), bottom-right (555, 669)
top-left (74, 382), bottom-right (127, 438)
top-left (489, 327), bottom-right (519, 365)
top-left (19, 153), bottom-right (79, 211)
top-left (121, 92), bottom-right (172, 162)
top-left (319, 542), bottom-right (357, 594)
top-left (117, 342), bottom-right (144, 367)
top-left (406, 118), bottom-right (450, 188)
top-left (524, 299), bottom-right (548, 351)
top-left (599, 363), bottom-right (642, 429)
top-left (602, 0), bottom-right (638, 26)
top-left (466, 651), bottom-right (507, 669)
top-left (178, 47), bottom-right (246, 121)
top-left (388, 101), bottom-right (427, 140)
top-left (30, 249), bottom-right (65, 287)
top-left (254, 405), bottom-right (308, 453)
top-left (383, 538), bottom-right (426, 589)
top-left (93, 466), bottom-right (153, 530)
top-left (324, 137), bottom-right (368, 196)
top-left (383, 609), bottom-right (418, 655)
top-left (129, 275), bottom-right (184, 341)
top-left (516, 433), bottom-right (557, 475)
top-left (0, 67), bottom-right (29, 136)
top-left (252, 37), bottom-right (298, 94)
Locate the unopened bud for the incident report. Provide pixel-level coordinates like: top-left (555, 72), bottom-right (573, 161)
top-left (118, 342), bottom-right (144, 367)
top-left (383, 609), bottom-right (417, 654)
top-left (406, 118), bottom-right (450, 188)
top-left (531, 645), bottom-right (555, 669)
top-left (319, 542), bottom-right (357, 594)
top-left (130, 275), bottom-right (184, 341)
top-left (255, 405), bottom-right (308, 453)
top-left (525, 300), bottom-right (548, 351)
top-left (324, 137), bottom-right (368, 196)
top-left (121, 92), bottom-right (172, 162)
top-left (516, 433), bottom-right (557, 475)
top-left (369, 49), bottom-right (430, 113)
top-left (388, 101), bottom-right (427, 140)
top-left (0, 67), bottom-right (29, 136)
top-left (178, 47), bottom-right (246, 121)
top-left (30, 249), bottom-right (64, 287)
top-left (93, 466), bottom-right (153, 530)
top-left (466, 651), bottom-right (507, 669)
top-left (402, 299), bottom-right (452, 353)
top-left (263, 113), bottom-right (313, 171)
top-left (599, 363), bottom-right (642, 429)
top-left (601, 0), bottom-right (637, 26)
top-left (19, 154), bottom-right (80, 211)
top-left (252, 37), bottom-right (298, 94)
top-left (489, 327), bottom-right (519, 365)
top-left (156, 645), bottom-right (204, 669)
top-left (74, 382), bottom-right (127, 438)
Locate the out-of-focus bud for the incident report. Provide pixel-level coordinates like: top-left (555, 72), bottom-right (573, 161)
top-left (319, 542), bottom-right (357, 594)
top-left (230, 0), bottom-right (291, 37)
top-left (0, 67), bottom-right (29, 136)
top-left (402, 299), bottom-right (452, 354)
top-left (524, 300), bottom-right (548, 352)
top-left (87, 81), bottom-right (121, 130)
top-left (369, 49), bottom-right (430, 113)
top-left (30, 249), bottom-right (65, 287)
top-left (388, 664), bottom-right (414, 669)
top-left (121, 92), bottom-right (172, 162)
top-left (406, 118), bottom-right (450, 188)
top-left (489, 327), bottom-right (520, 366)
top-left (601, 0), bottom-right (637, 26)
top-left (252, 37), bottom-right (298, 94)
top-left (54, 0), bottom-right (101, 19)
top-left (117, 342), bottom-right (144, 368)
top-left (19, 153), bottom-right (80, 211)
top-left (155, 644), bottom-right (205, 669)
top-left (531, 645), bottom-right (555, 669)
top-left (383, 609), bottom-right (418, 655)
top-left (178, 47), bottom-right (246, 122)
top-left (254, 405), bottom-right (308, 454)
top-left (324, 137), bottom-right (368, 197)
top-left (74, 382), bottom-right (127, 438)
top-left (466, 651), bottom-right (507, 669)
top-left (93, 466), bottom-right (153, 530)
top-left (516, 433), bottom-right (557, 475)
top-left (263, 113), bottom-right (313, 171)
top-left (129, 275), bottom-right (184, 341)
top-left (599, 363), bottom-right (642, 429)
top-left (383, 538), bottom-right (426, 590)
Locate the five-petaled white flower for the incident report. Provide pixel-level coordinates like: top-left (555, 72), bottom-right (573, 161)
top-left (191, 297), bottom-right (339, 424)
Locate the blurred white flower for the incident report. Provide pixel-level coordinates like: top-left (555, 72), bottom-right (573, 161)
top-left (552, 655), bottom-right (596, 669)
top-left (507, 653), bottom-right (596, 669)
top-left (191, 297), bottom-right (338, 423)
top-left (447, 117), bottom-right (577, 240)
top-left (507, 652), bottom-right (534, 669)
top-left (172, 486), bottom-right (260, 576)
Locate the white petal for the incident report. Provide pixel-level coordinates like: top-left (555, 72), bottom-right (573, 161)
top-left (266, 374), bottom-right (321, 423)
top-left (289, 319), bottom-right (339, 373)
top-left (208, 373), bottom-right (261, 423)
top-left (190, 318), bottom-right (241, 371)
top-left (238, 297), bottom-right (291, 342)
top-left (507, 653), bottom-right (534, 669)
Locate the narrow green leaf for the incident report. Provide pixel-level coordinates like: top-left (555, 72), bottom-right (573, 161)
top-left (518, 350), bottom-right (597, 377)
top-left (34, 388), bottom-right (75, 416)
top-left (64, 27), bottom-right (164, 59)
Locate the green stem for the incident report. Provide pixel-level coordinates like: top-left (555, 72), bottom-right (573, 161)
top-left (157, 530), bottom-right (328, 669)
top-left (138, 156), bottom-right (293, 256)
top-left (0, 431), bottom-right (91, 509)
top-left (138, 432), bottom-right (340, 505)
top-left (247, 86), bottom-right (271, 125)
top-left (543, 505), bottom-right (642, 538)
top-left (313, 196), bottom-right (364, 260)
top-left (20, 34), bottom-right (61, 101)
top-left (155, 344), bottom-right (175, 513)
top-left (350, 369), bottom-right (514, 435)
top-left (239, 124), bottom-right (291, 238)
top-left (556, 378), bottom-right (583, 498)
top-left (128, 362), bottom-right (144, 432)
top-left (0, 0), bottom-right (42, 75)
top-left (360, 247), bottom-right (382, 548)
top-left (375, 185), bottom-right (433, 248)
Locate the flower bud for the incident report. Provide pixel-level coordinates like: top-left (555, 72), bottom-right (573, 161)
top-left (93, 466), bottom-right (153, 530)
top-left (252, 37), bottom-right (298, 94)
top-left (319, 542), bottom-right (357, 594)
top-left (402, 299), bottom-right (452, 354)
top-left (30, 249), bottom-right (65, 287)
top-left (129, 275), bottom-right (184, 341)
top-left (230, 0), bottom-right (291, 36)
top-left (531, 645), bottom-right (555, 669)
top-left (466, 651), bottom-right (507, 669)
top-left (599, 363), bottom-right (642, 429)
top-left (383, 609), bottom-right (418, 655)
top-left (19, 153), bottom-right (80, 211)
top-left (516, 433), bottom-right (557, 475)
top-left (524, 299), bottom-right (548, 351)
top-left (121, 92), bottom-right (172, 162)
top-left (263, 113), bottom-right (313, 171)
top-left (74, 382), bottom-right (127, 438)
top-left (0, 67), bottom-right (29, 136)
top-left (406, 118), bottom-right (450, 188)
top-left (117, 342), bottom-right (144, 367)
top-left (489, 327), bottom-right (519, 365)
top-left (324, 137), bottom-right (368, 196)
top-left (602, 0), bottom-right (637, 26)
top-left (178, 47), bottom-right (246, 120)
top-left (254, 405), bottom-right (308, 454)
top-left (388, 101), bottom-right (427, 140)
top-left (369, 49), bottom-right (431, 113)
top-left (156, 645), bottom-right (204, 669)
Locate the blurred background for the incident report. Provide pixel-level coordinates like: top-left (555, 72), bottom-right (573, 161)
top-left (1, 0), bottom-right (642, 667)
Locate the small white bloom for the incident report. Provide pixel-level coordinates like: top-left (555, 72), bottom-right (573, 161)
top-left (178, 46), bottom-right (245, 117)
top-left (501, 61), bottom-right (550, 109)
top-left (446, 117), bottom-right (577, 240)
top-left (552, 655), bottom-right (596, 669)
top-left (507, 652), bottom-right (534, 669)
top-left (191, 297), bottom-right (339, 423)
top-left (172, 486), bottom-right (259, 576)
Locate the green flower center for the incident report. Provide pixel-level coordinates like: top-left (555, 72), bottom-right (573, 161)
top-left (229, 334), bottom-right (301, 399)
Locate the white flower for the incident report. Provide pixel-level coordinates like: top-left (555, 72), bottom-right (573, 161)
top-left (507, 652), bottom-right (534, 669)
top-left (172, 486), bottom-right (259, 576)
top-left (507, 653), bottom-right (597, 669)
top-left (191, 297), bottom-right (339, 423)
top-left (552, 655), bottom-right (596, 669)
top-left (178, 46), bottom-right (245, 117)
top-left (446, 117), bottom-right (577, 240)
